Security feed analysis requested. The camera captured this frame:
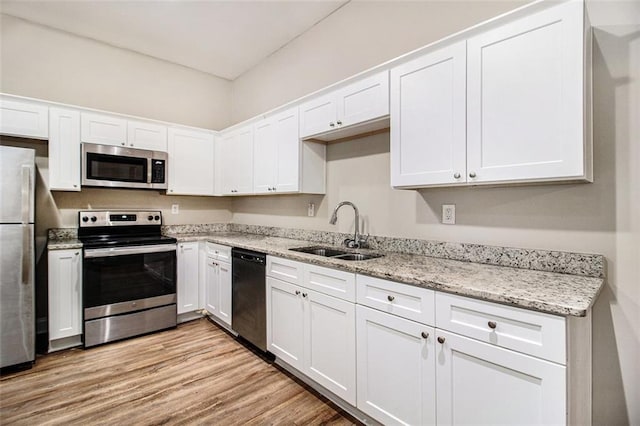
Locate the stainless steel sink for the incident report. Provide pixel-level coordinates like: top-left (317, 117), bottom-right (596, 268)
top-left (289, 246), bottom-right (349, 257)
top-left (289, 246), bottom-right (383, 261)
top-left (332, 253), bottom-right (384, 261)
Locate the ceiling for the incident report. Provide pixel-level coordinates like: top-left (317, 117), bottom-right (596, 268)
top-left (0, 0), bottom-right (349, 81)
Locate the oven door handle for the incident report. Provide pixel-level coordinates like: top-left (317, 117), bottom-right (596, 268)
top-left (84, 244), bottom-right (177, 258)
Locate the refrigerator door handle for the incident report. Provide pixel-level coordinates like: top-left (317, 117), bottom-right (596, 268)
top-left (21, 165), bottom-right (31, 225)
top-left (21, 225), bottom-right (31, 286)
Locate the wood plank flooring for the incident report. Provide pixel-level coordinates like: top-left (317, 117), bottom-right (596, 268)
top-left (0, 318), bottom-right (357, 425)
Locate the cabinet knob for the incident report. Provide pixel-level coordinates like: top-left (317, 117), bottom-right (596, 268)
top-left (488, 321), bottom-right (497, 329)
top-left (121, 142), bottom-right (125, 146)
top-left (272, 187), bottom-right (276, 191)
top-left (437, 336), bottom-right (446, 344)
top-left (387, 295), bottom-right (395, 302)
top-left (336, 120), bottom-right (342, 126)
top-left (421, 331), bottom-right (429, 339)
top-left (302, 293), bottom-right (308, 298)
top-left (295, 290), bottom-right (301, 295)
top-left (74, 252), bottom-right (79, 256)
top-left (469, 172), bottom-right (477, 178)
top-left (453, 172), bottom-right (461, 179)
top-left (73, 184), bottom-right (78, 187)
top-left (329, 122), bottom-right (335, 127)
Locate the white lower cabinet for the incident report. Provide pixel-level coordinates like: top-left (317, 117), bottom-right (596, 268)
top-left (267, 277), bottom-right (305, 370)
top-left (267, 272), bottom-right (356, 405)
top-left (356, 305), bottom-right (436, 425)
top-left (205, 252), bottom-right (232, 326)
top-left (48, 249), bottom-right (82, 350)
top-left (177, 241), bottom-right (199, 314)
top-left (435, 329), bottom-right (566, 426)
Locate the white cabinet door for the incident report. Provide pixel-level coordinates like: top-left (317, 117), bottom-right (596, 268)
top-left (220, 126), bottom-right (253, 195)
top-left (304, 289), bottom-right (356, 405)
top-left (298, 93), bottom-right (336, 138)
top-left (391, 41), bottom-right (467, 188)
top-left (466, 1), bottom-right (587, 184)
top-left (177, 242), bottom-right (199, 314)
top-left (48, 107), bottom-right (81, 191)
top-left (167, 127), bottom-right (215, 195)
top-left (356, 305), bottom-right (436, 426)
top-left (217, 260), bottom-right (232, 326)
top-left (274, 108), bottom-right (300, 193)
top-left (204, 256), bottom-right (219, 316)
top-left (267, 277), bottom-right (305, 371)
top-left (0, 97), bottom-right (48, 139)
top-left (48, 249), bottom-right (82, 341)
top-left (253, 117), bottom-right (277, 194)
top-left (80, 112), bottom-right (127, 146)
top-left (436, 330), bottom-right (566, 426)
top-left (127, 120), bottom-right (167, 151)
top-left (336, 70), bottom-right (389, 128)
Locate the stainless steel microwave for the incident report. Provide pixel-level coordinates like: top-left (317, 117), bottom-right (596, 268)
top-left (81, 143), bottom-right (168, 190)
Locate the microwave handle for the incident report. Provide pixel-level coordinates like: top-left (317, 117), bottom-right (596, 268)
top-left (147, 157), bottom-right (153, 184)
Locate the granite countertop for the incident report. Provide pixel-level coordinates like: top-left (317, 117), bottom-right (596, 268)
top-left (47, 237), bottom-right (83, 250)
top-left (171, 231), bottom-right (604, 317)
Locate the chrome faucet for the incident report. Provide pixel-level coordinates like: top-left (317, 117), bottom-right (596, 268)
top-left (329, 201), bottom-right (367, 248)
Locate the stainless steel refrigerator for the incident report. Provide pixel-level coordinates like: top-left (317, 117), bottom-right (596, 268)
top-left (0, 145), bottom-right (35, 369)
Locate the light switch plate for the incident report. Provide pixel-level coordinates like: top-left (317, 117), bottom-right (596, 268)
top-left (171, 204), bottom-right (179, 214)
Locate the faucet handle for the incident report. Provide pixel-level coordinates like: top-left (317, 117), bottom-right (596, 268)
top-left (343, 238), bottom-right (357, 248)
top-left (358, 233), bottom-right (370, 248)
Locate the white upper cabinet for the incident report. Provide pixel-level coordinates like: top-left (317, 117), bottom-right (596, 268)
top-left (167, 127), bottom-right (215, 196)
top-left (467, 1), bottom-right (589, 184)
top-left (0, 97), bottom-right (49, 139)
top-left (48, 107), bottom-right (81, 191)
top-left (252, 107), bottom-right (325, 195)
top-left (391, 0), bottom-right (591, 188)
top-left (80, 112), bottom-right (127, 146)
top-left (127, 120), bottom-right (168, 151)
top-left (219, 125), bottom-right (254, 195)
top-left (391, 41), bottom-right (467, 187)
top-left (299, 71), bottom-right (389, 141)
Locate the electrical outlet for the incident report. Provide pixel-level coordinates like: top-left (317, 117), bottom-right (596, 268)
top-left (171, 204), bottom-right (179, 214)
top-left (307, 203), bottom-right (315, 217)
top-left (442, 204), bottom-right (455, 225)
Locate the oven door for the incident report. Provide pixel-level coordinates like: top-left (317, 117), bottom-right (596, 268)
top-left (83, 244), bottom-right (176, 320)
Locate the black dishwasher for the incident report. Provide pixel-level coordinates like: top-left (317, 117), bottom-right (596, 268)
top-left (231, 248), bottom-right (267, 351)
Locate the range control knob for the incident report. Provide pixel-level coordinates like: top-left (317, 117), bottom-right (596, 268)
top-left (148, 215), bottom-right (154, 221)
top-left (154, 215), bottom-right (160, 221)
top-left (90, 216), bottom-right (97, 222)
top-left (82, 216), bottom-right (89, 222)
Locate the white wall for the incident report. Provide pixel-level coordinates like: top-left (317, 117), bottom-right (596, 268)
top-left (0, 14), bottom-right (234, 227)
top-left (0, 14), bottom-right (231, 130)
top-left (231, 1), bottom-right (640, 424)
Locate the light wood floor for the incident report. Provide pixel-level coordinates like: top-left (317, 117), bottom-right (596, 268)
top-left (0, 318), bottom-right (357, 425)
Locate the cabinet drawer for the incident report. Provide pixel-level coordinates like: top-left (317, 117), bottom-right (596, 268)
top-left (357, 275), bottom-right (435, 326)
top-left (267, 256), bottom-right (303, 286)
top-left (304, 264), bottom-right (355, 302)
top-left (436, 292), bottom-right (566, 364)
top-left (206, 242), bottom-right (231, 263)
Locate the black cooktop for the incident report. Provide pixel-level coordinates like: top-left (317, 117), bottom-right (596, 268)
top-left (80, 235), bottom-right (177, 249)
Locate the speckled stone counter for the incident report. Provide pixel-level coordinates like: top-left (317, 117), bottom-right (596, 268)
top-left (167, 231), bottom-right (604, 317)
top-left (47, 228), bottom-right (82, 250)
top-left (47, 225), bottom-right (604, 316)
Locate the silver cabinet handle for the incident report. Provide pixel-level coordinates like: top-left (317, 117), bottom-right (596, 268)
top-left (454, 172), bottom-right (461, 179)
top-left (295, 290), bottom-right (301, 295)
top-left (437, 336), bottom-right (446, 344)
top-left (387, 295), bottom-right (395, 302)
top-left (329, 122), bottom-right (335, 127)
top-left (121, 142), bottom-right (125, 146)
top-left (302, 293), bottom-right (308, 298)
top-left (469, 172), bottom-right (477, 178)
top-left (421, 331), bottom-right (429, 339)
top-left (488, 321), bottom-right (497, 329)
top-left (336, 120), bottom-right (342, 125)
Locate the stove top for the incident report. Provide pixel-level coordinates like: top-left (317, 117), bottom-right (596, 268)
top-left (80, 235), bottom-right (177, 249)
top-left (78, 210), bottom-right (175, 248)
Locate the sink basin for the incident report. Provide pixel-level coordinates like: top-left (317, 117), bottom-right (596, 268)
top-left (289, 246), bottom-right (384, 261)
top-left (332, 253), bottom-right (384, 261)
top-left (289, 246), bottom-right (349, 257)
